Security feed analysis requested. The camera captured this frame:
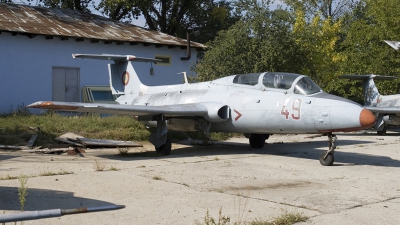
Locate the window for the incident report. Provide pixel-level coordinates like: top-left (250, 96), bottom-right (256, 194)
top-left (82, 85), bottom-right (119, 104)
top-left (262, 72), bottom-right (300, 90)
top-left (155, 55), bottom-right (172, 66)
top-left (233, 73), bottom-right (261, 85)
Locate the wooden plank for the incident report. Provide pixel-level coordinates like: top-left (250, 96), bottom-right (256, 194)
top-left (26, 134), bottom-right (38, 147)
top-left (76, 138), bottom-right (143, 147)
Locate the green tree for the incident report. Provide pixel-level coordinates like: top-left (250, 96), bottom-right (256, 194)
top-left (331, 0), bottom-right (400, 101)
top-left (283, 0), bottom-right (357, 20)
top-left (26, 0), bottom-right (94, 12)
top-left (194, 0), bottom-right (304, 81)
top-left (292, 9), bottom-right (343, 85)
top-left (96, 0), bottom-right (240, 42)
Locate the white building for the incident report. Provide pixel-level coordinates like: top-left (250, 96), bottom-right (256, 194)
top-left (0, 3), bottom-right (204, 113)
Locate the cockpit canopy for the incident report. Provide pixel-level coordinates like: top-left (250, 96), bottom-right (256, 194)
top-left (233, 72), bottom-right (322, 95)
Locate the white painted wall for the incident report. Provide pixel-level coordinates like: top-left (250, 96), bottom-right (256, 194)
top-left (0, 32), bottom-right (198, 113)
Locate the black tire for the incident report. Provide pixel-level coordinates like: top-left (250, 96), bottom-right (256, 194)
top-left (249, 134), bottom-right (265, 149)
top-left (377, 125), bottom-right (387, 136)
top-left (319, 151), bottom-right (334, 166)
top-left (155, 138), bottom-right (172, 155)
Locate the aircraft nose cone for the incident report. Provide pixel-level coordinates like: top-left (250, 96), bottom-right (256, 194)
top-left (360, 108), bottom-right (376, 128)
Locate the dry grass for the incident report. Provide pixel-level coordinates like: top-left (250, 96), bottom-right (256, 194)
top-left (94, 159), bottom-right (106, 171)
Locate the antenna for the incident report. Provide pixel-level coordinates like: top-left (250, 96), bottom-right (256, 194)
top-left (178, 72), bottom-right (188, 84)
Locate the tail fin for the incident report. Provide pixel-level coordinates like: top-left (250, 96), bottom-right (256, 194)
top-left (108, 61), bottom-right (142, 95)
top-left (341, 75), bottom-right (395, 106)
top-left (73, 53), bottom-right (161, 98)
top-left (384, 40), bottom-right (400, 50)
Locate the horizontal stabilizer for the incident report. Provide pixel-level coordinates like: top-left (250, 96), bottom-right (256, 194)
top-left (341, 75), bottom-right (397, 80)
top-left (365, 106), bottom-right (400, 114)
top-left (384, 40), bottom-right (400, 50)
top-left (72, 54), bottom-right (162, 63)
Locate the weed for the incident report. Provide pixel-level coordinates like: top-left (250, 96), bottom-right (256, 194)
top-left (0, 174), bottom-right (19, 180)
top-left (94, 159), bottom-right (106, 171)
top-left (214, 157), bottom-right (220, 161)
top-left (40, 170), bottom-right (73, 176)
top-left (203, 207), bottom-right (230, 225)
top-left (18, 175), bottom-right (28, 211)
top-left (152, 176), bottom-right (162, 180)
top-left (234, 193), bottom-right (249, 224)
top-left (266, 211), bottom-right (308, 225)
top-left (109, 166), bottom-right (118, 171)
top-left (118, 148), bottom-right (129, 155)
top-left (137, 165), bottom-right (146, 168)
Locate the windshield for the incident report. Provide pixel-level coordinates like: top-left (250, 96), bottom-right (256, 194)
top-left (293, 77), bottom-right (322, 95)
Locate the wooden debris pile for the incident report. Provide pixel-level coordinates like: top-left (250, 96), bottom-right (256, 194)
top-left (0, 130), bottom-right (142, 155)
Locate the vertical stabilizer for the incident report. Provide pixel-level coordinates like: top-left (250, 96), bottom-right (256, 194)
top-left (362, 76), bottom-right (381, 107)
top-left (108, 61), bottom-right (143, 96)
top-left (340, 74), bottom-right (392, 106)
top-left (72, 53), bottom-right (160, 102)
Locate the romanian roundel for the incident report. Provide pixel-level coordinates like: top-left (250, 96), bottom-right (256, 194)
top-left (122, 71), bottom-right (130, 86)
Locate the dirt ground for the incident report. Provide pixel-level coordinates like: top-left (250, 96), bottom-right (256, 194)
top-left (1, 131), bottom-right (400, 224)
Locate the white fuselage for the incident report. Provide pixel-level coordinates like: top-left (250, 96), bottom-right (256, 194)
top-left (124, 74), bottom-right (369, 134)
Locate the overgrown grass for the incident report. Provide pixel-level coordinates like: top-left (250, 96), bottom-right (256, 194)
top-left (39, 170), bottom-right (73, 176)
top-left (0, 110), bottom-right (237, 146)
top-left (0, 111), bottom-right (150, 146)
top-left (18, 175), bottom-right (28, 212)
top-left (0, 170), bottom-right (73, 180)
top-left (200, 208), bottom-right (308, 225)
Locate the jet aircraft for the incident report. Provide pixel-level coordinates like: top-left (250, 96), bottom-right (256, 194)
top-left (341, 74), bottom-right (400, 135)
top-left (27, 54), bottom-right (376, 166)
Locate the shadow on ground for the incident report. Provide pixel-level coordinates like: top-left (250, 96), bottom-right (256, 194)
top-left (95, 138), bottom-right (400, 168)
top-left (0, 186), bottom-right (116, 211)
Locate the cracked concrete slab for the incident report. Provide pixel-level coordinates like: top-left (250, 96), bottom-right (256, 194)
top-left (1, 130), bottom-right (400, 224)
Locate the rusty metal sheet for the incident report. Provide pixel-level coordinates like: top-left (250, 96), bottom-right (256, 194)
top-left (76, 138), bottom-right (143, 147)
top-left (0, 3), bottom-right (204, 48)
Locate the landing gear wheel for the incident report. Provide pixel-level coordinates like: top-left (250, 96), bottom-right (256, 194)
top-left (249, 134), bottom-right (265, 149)
top-left (319, 151), bottom-right (334, 166)
top-left (377, 125), bottom-right (387, 136)
top-left (155, 138), bottom-right (171, 155)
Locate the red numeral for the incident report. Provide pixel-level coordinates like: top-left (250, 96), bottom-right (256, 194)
top-left (291, 99), bottom-right (302, 120)
top-left (281, 105), bottom-right (290, 119)
top-left (281, 99), bottom-right (302, 120)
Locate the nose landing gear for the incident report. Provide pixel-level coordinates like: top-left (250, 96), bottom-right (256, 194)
top-left (319, 133), bottom-right (337, 166)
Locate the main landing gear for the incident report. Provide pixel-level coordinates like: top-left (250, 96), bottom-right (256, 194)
top-left (149, 115), bottom-right (172, 156)
top-left (377, 124), bottom-right (387, 136)
top-left (249, 134), bottom-right (269, 149)
top-left (319, 133), bottom-right (337, 166)
top-left (155, 137), bottom-right (171, 155)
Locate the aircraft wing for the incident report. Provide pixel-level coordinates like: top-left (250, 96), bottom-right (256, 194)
top-left (27, 101), bottom-right (229, 122)
top-left (365, 106), bottom-right (400, 114)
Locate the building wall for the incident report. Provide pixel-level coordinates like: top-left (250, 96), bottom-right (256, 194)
top-left (0, 32), bottom-right (198, 113)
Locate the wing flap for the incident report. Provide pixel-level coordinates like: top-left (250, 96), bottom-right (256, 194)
top-left (27, 101), bottom-right (230, 122)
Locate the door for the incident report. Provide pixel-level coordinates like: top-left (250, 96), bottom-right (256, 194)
top-left (52, 67), bottom-right (80, 102)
